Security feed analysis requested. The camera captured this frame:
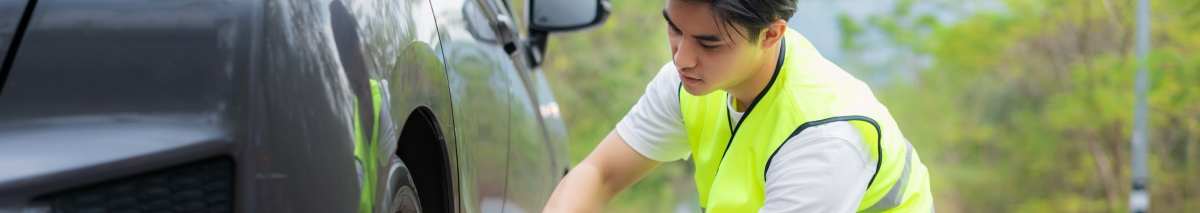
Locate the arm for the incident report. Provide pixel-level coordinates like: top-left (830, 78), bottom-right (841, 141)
top-left (544, 62), bottom-right (688, 212)
top-left (542, 129), bottom-right (661, 212)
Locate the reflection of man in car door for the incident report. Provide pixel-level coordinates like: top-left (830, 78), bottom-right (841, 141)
top-left (330, 1), bottom-right (396, 212)
top-left (543, 0), bottom-right (934, 212)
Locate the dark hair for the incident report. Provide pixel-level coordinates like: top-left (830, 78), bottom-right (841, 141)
top-left (683, 0), bottom-right (797, 43)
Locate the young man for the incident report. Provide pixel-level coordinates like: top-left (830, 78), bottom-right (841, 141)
top-left (543, 0), bottom-right (934, 212)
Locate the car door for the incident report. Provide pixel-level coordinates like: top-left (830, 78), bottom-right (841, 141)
top-left (482, 0), bottom-right (565, 211)
top-left (506, 0), bottom-right (573, 199)
top-left (430, 0), bottom-right (516, 212)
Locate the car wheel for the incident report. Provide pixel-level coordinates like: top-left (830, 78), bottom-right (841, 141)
top-left (382, 155), bottom-right (421, 213)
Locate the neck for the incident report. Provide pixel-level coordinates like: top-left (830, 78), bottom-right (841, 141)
top-left (726, 43), bottom-right (782, 112)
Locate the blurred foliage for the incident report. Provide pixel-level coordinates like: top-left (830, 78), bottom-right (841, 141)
top-left (541, 0), bottom-right (1198, 212)
top-left (839, 0), bottom-right (1200, 212)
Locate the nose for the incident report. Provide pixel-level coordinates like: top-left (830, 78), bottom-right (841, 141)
top-left (672, 38), bottom-right (697, 70)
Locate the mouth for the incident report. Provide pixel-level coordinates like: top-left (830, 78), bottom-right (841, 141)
top-left (680, 73), bottom-right (702, 84)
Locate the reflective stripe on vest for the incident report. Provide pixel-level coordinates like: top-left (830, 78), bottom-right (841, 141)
top-left (679, 28), bottom-right (933, 213)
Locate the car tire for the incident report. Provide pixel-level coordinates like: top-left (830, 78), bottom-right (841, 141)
top-left (382, 155), bottom-right (422, 213)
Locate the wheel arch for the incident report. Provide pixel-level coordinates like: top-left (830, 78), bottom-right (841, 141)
top-left (394, 106), bottom-right (455, 213)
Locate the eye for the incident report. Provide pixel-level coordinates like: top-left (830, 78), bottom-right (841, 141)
top-left (699, 43), bottom-right (719, 50)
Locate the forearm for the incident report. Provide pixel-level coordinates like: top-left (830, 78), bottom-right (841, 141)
top-left (543, 162), bottom-right (615, 212)
top-left (543, 130), bottom-right (661, 212)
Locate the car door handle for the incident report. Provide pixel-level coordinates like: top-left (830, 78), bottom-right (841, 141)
top-left (493, 15), bottom-right (519, 55)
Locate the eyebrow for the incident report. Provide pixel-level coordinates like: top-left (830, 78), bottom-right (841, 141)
top-left (662, 9), bottom-right (724, 42)
top-left (692, 34), bottom-right (723, 42)
top-left (662, 9), bottom-right (676, 29)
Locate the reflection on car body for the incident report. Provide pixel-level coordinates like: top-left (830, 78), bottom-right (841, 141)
top-left (0, 0), bottom-right (608, 212)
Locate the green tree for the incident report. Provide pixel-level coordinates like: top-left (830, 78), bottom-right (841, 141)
top-left (840, 0), bottom-right (1200, 212)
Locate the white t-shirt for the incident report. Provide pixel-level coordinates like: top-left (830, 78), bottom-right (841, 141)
top-left (615, 63), bottom-right (876, 212)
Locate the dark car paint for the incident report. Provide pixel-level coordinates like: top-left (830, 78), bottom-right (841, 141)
top-left (0, 0), bottom-right (574, 212)
top-left (1, 0), bottom-right (29, 67)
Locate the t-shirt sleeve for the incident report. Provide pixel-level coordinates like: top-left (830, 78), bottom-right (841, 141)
top-left (615, 62), bottom-right (692, 162)
top-left (759, 121), bottom-right (875, 213)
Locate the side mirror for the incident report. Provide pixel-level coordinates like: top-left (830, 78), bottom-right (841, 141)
top-left (522, 0), bottom-right (609, 68)
top-left (527, 0), bottom-right (610, 33)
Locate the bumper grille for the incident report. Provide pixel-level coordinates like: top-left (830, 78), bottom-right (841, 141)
top-left (47, 157), bottom-right (234, 213)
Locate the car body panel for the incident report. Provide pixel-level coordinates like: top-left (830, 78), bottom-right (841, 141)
top-left (0, 0), bottom-right (27, 64)
top-left (0, 0), bottom-right (255, 209)
top-left (0, 115), bottom-right (231, 206)
top-left (430, 0), bottom-right (518, 212)
top-left (0, 0), bottom-right (574, 211)
top-left (532, 71), bottom-right (570, 175)
top-left (242, 0), bottom-right (366, 210)
top-left (333, 0), bottom-right (460, 211)
top-left (0, 0), bottom-right (365, 211)
top-left (489, 0), bottom-right (565, 211)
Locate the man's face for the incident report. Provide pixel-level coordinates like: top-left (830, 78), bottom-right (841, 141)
top-left (664, 0), bottom-right (767, 96)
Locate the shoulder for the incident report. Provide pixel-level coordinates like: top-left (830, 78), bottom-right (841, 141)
top-left (769, 121), bottom-right (870, 172)
top-left (760, 120), bottom-right (875, 212)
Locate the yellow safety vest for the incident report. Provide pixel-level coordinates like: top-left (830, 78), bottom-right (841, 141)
top-left (355, 80), bottom-right (384, 213)
top-left (679, 29), bottom-right (933, 212)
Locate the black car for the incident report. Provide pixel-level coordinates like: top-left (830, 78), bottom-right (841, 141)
top-left (0, 0), bottom-right (607, 212)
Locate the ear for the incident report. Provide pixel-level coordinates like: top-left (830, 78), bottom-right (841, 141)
top-left (759, 19), bottom-right (788, 49)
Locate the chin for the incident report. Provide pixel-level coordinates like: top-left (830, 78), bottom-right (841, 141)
top-left (682, 84), bottom-right (717, 96)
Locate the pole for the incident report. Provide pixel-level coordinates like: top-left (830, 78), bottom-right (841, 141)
top-left (1130, 0), bottom-right (1150, 212)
